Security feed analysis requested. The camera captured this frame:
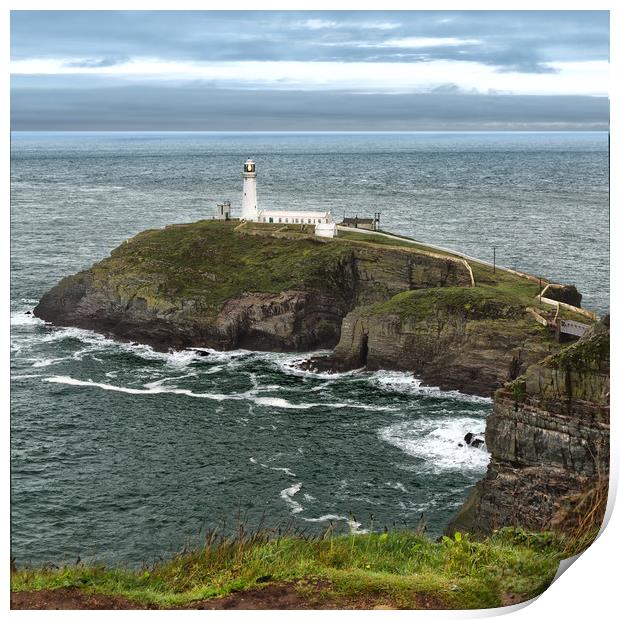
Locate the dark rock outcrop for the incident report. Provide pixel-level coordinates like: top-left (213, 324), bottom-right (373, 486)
top-left (303, 288), bottom-right (562, 396)
top-left (543, 283), bottom-right (583, 308)
top-left (447, 317), bottom-right (610, 535)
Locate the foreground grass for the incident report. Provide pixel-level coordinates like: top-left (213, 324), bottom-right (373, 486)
top-left (12, 528), bottom-right (566, 609)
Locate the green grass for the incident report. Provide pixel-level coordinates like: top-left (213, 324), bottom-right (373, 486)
top-left (87, 220), bottom-right (355, 321)
top-left (11, 528), bottom-right (566, 609)
top-left (337, 229), bottom-right (438, 251)
top-left (57, 219), bottom-right (589, 330)
top-left (240, 221), bottom-right (316, 233)
top-left (364, 286), bottom-right (528, 322)
top-left (542, 327), bottom-right (609, 372)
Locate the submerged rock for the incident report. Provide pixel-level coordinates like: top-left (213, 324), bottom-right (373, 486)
top-left (463, 432), bottom-right (485, 449)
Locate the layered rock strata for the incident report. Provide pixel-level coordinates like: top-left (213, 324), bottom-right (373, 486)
top-left (304, 289), bottom-right (562, 396)
top-left (447, 317), bottom-right (610, 535)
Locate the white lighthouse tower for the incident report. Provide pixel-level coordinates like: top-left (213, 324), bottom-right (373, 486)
top-left (241, 158), bottom-right (258, 221)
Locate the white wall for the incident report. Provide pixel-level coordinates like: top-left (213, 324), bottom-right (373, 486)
top-left (241, 175), bottom-right (258, 220)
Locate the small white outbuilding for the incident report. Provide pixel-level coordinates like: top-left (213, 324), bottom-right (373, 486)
top-left (215, 200), bottom-right (231, 220)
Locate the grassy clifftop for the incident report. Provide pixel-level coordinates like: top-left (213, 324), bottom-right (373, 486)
top-left (363, 286), bottom-right (528, 322)
top-left (97, 220), bottom-right (354, 320)
top-left (35, 219), bottom-right (473, 346)
top-left (42, 218), bottom-right (592, 329)
top-left (12, 528), bottom-right (566, 610)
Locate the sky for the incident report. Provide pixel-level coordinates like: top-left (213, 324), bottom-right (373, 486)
top-left (10, 10), bottom-right (610, 131)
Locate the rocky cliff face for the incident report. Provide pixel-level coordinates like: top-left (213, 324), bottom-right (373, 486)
top-left (304, 288), bottom-right (563, 396)
top-left (34, 220), bottom-right (471, 352)
top-left (447, 317), bottom-right (610, 535)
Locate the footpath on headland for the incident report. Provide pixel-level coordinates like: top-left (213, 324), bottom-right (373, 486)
top-left (336, 225), bottom-right (596, 325)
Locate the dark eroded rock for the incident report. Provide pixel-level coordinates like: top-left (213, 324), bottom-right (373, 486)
top-left (447, 317), bottom-right (610, 535)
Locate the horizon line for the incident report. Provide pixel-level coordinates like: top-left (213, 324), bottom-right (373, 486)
top-left (10, 129), bottom-right (610, 134)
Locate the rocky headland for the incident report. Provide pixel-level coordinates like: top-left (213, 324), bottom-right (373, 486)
top-left (302, 287), bottom-right (561, 397)
top-left (34, 219), bottom-right (579, 395)
top-left (34, 220), bottom-right (473, 353)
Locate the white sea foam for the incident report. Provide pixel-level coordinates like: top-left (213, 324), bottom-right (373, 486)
top-left (251, 396), bottom-right (315, 410)
top-left (16, 323), bottom-right (197, 367)
top-left (10, 311), bottom-right (44, 327)
top-left (379, 416), bottom-right (490, 474)
top-left (270, 467), bottom-right (296, 477)
top-left (251, 396), bottom-right (394, 412)
top-left (43, 375), bottom-right (387, 410)
top-left (142, 373), bottom-right (196, 389)
top-left (43, 376), bottom-right (232, 400)
top-left (366, 370), bottom-right (492, 404)
top-left (202, 365), bottom-right (223, 375)
top-left (188, 347), bottom-right (254, 364)
top-left (272, 352), bottom-right (365, 381)
top-left (249, 457), bottom-right (296, 477)
top-left (32, 357), bottom-right (71, 368)
top-left (16, 319), bottom-right (487, 412)
top-left (386, 481), bottom-right (408, 493)
top-left (302, 513), bottom-right (367, 533)
top-left (163, 349), bottom-right (202, 367)
top-left (22, 326), bottom-right (256, 375)
top-left (302, 514), bottom-right (346, 523)
top-left (279, 482), bottom-right (304, 514)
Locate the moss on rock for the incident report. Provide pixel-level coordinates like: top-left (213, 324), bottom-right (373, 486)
top-left (365, 286), bottom-right (527, 322)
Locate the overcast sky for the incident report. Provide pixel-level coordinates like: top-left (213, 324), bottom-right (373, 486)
top-left (10, 10), bottom-right (610, 131)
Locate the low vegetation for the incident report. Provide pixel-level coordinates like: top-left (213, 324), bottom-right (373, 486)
top-left (91, 220), bottom-right (353, 320)
top-left (64, 220), bottom-right (588, 331)
top-left (339, 227), bottom-right (591, 323)
top-left (542, 326), bottom-right (609, 372)
top-left (365, 286), bottom-right (527, 322)
top-left (12, 527), bottom-right (572, 609)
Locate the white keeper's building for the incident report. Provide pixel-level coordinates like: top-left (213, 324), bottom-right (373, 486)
top-left (239, 158), bottom-right (337, 238)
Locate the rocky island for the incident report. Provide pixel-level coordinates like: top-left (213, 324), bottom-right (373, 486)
top-left (34, 219), bottom-right (589, 396)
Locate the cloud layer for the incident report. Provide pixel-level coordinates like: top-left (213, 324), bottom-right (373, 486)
top-left (10, 10), bottom-right (610, 130)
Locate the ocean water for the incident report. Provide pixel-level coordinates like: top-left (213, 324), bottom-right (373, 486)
top-left (10, 131), bottom-right (609, 567)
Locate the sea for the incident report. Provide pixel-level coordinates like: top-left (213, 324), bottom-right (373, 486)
top-left (10, 131), bottom-right (609, 567)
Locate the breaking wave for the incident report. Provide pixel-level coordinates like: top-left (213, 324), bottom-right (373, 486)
top-left (379, 415), bottom-right (490, 474)
top-left (302, 513), bottom-right (367, 533)
top-left (365, 370), bottom-right (492, 404)
top-left (279, 482), bottom-right (304, 514)
top-left (42, 375), bottom-right (395, 412)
